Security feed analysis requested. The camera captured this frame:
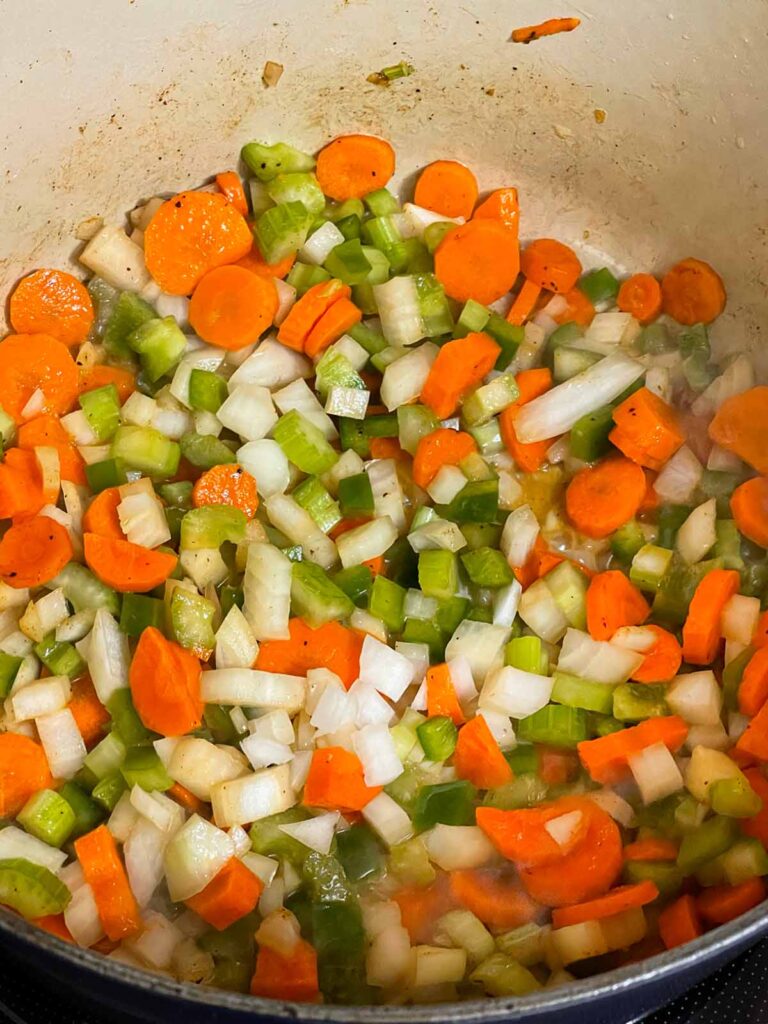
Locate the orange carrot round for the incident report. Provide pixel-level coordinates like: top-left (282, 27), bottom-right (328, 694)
top-left (477, 797), bottom-right (593, 867)
top-left (521, 238), bottom-right (582, 294)
top-left (303, 296), bottom-right (362, 358)
top-left (631, 625), bottom-right (682, 684)
top-left (518, 802), bottom-right (623, 907)
top-left (623, 837), bottom-right (679, 862)
top-left (736, 648), bottom-right (768, 718)
top-left (236, 245), bottom-right (296, 281)
top-left (586, 570), bottom-right (649, 641)
top-left (414, 160), bottom-right (478, 220)
top-left (453, 715), bottom-right (513, 789)
top-left (696, 877), bottom-right (766, 926)
top-left (0, 516), bottom-right (73, 588)
top-left (0, 448), bottom-right (46, 521)
top-left (83, 532), bottom-right (177, 592)
top-left (68, 675), bottom-right (111, 749)
top-left (709, 386), bottom-right (768, 475)
top-left (565, 457), bottom-right (647, 539)
top-left (83, 487), bottom-right (125, 540)
top-left (277, 279), bottom-right (350, 352)
top-left (449, 869), bottom-right (540, 930)
top-left (192, 464), bottom-right (259, 518)
top-left (420, 332), bottom-right (500, 419)
top-left (79, 365), bottom-right (136, 403)
top-left (552, 880), bottom-right (659, 929)
top-left (0, 733), bottom-right (54, 817)
top-left (731, 476), bottom-right (768, 548)
top-left (315, 134), bottom-right (396, 201)
top-left (215, 170), bottom-right (249, 216)
top-left (129, 626), bottom-right (203, 736)
top-left (435, 219), bottom-right (520, 305)
top-left (658, 894), bottom-right (702, 950)
top-left (144, 191), bottom-right (253, 295)
top-left (682, 568), bottom-right (740, 665)
top-left (552, 287), bottom-right (595, 327)
top-left (617, 273), bottom-right (663, 324)
top-left (661, 257), bottom-right (726, 325)
top-left (473, 187), bottom-right (520, 232)
top-left (412, 428), bottom-right (477, 489)
top-left (9, 269), bottom-right (94, 347)
top-left (250, 938), bottom-right (320, 1003)
top-left (18, 415), bottom-right (86, 486)
top-left (0, 333), bottom-right (79, 422)
top-left (189, 265), bottom-right (278, 350)
top-left (610, 387), bottom-right (684, 471)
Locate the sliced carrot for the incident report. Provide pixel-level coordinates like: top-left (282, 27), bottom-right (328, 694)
top-left (506, 279), bottom-right (542, 326)
top-left (393, 876), bottom-right (453, 943)
top-left (315, 134), bottom-right (396, 201)
top-left (414, 160), bottom-right (478, 220)
top-left (168, 781), bottom-right (206, 816)
top-left (710, 387), bottom-right (768, 475)
top-left (83, 487), bottom-right (125, 540)
top-left (682, 568), bottom-right (740, 665)
top-left (696, 877), bottom-right (766, 926)
top-left (521, 238), bottom-right (582, 294)
top-left (0, 333), bottom-right (79, 422)
top-left (276, 279), bottom-right (350, 352)
top-left (32, 914), bottom-right (74, 943)
top-left (256, 618), bottom-right (362, 688)
top-left (251, 937), bottom-right (320, 1002)
top-left (476, 796), bottom-right (593, 867)
top-left (630, 625), bottom-right (683, 684)
top-left (186, 857), bottom-right (263, 930)
top-left (518, 803), bottom-right (623, 907)
top-left (586, 570), bottom-right (649, 641)
top-left (610, 388), bottom-right (684, 470)
top-left (143, 191), bottom-right (253, 295)
top-left (74, 825), bottom-right (141, 941)
top-left (360, 554), bottom-right (385, 576)
top-left (755, 611), bottom-right (768, 650)
top-left (565, 456), bottom-right (647, 539)
top-left (513, 535), bottom-right (564, 590)
top-left (740, 769), bottom-right (768, 847)
top-left (129, 626), bottom-right (202, 736)
top-left (79, 365), bottom-right (136, 403)
top-left (658, 894), bottom-right (703, 950)
top-left (661, 257), bottom-right (726, 326)
top-left (303, 296), bottom-right (362, 358)
top-left (9, 269), bottom-right (94, 347)
top-left (737, 648), bottom-right (768, 718)
top-left (511, 17), bottom-right (581, 43)
top-left (577, 716), bottom-right (689, 785)
top-left (18, 414), bottom-right (86, 485)
top-left (435, 219), bottom-right (520, 305)
top-left (412, 428), bottom-right (477, 489)
top-left (368, 437), bottom-right (406, 461)
top-left (0, 733), bottom-right (54, 817)
top-left (84, 533), bottom-right (177, 593)
top-left (623, 838), bottom-right (679, 862)
top-left (453, 715), bottom-right (513, 789)
top-left (0, 448), bottom-right (46, 521)
top-left (68, 675), bottom-right (110, 748)
top-left (639, 469), bottom-right (661, 513)
top-left (499, 367), bottom-right (554, 473)
top-left (302, 747), bottom-right (381, 812)
top-left (192, 464), bottom-right (259, 518)
top-left (188, 265), bottom-right (278, 350)
top-left (449, 869), bottom-right (540, 930)
top-left (236, 245), bottom-right (296, 281)
top-left (537, 745), bottom-right (580, 785)
top-left (473, 187), bottom-right (520, 233)
top-left (215, 170), bottom-right (248, 216)
top-left (551, 287), bottom-right (595, 327)
top-left (731, 477), bottom-right (768, 548)
top-left (426, 663), bottom-right (465, 725)
top-left (736, 699), bottom-right (768, 762)
top-left (552, 880), bottom-right (659, 929)
top-left (0, 516), bottom-right (73, 588)
top-left (421, 331), bottom-right (500, 419)
top-left (617, 274), bottom-right (663, 325)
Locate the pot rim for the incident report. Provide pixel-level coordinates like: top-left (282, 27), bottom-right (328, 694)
top-left (2, 898), bottom-right (767, 1021)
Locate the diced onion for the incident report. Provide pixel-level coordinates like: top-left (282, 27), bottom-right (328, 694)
top-left (362, 792), bottom-right (414, 846)
top-left (168, 736), bottom-right (249, 801)
top-left (675, 499), bottom-right (716, 565)
top-left (666, 670), bottom-right (722, 725)
top-left (501, 505), bottom-right (540, 568)
top-left (380, 343), bottom-right (439, 411)
top-left (64, 883), bottom-right (104, 948)
top-left (337, 517), bottom-right (399, 569)
top-left (424, 825), bottom-right (495, 870)
top-left (0, 825), bottom-right (67, 874)
top-left (628, 741), bottom-right (684, 804)
top-left (358, 635), bottom-right (416, 701)
top-left (653, 445), bottom-right (703, 504)
top-left (557, 628), bottom-right (643, 684)
top-left (445, 620), bottom-right (510, 684)
top-left (229, 337), bottom-right (312, 390)
top-left (479, 665), bottom-right (553, 719)
top-left (218, 384), bottom-right (278, 441)
top-left (87, 609), bottom-right (130, 703)
top-left (11, 675), bottom-right (70, 721)
top-left (273, 378), bottom-right (337, 440)
top-left (353, 723), bottom-right (403, 786)
top-left (34, 708), bottom-right (87, 779)
top-left (279, 812), bottom-right (340, 855)
top-left (265, 494), bottom-right (338, 569)
top-left (721, 594), bottom-right (760, 645)
top-left (201, 667), bottom-right (306, 713)
top-left (243, 542), bottom-right (292, 641)
top-left (163, 814), bottom-right (235, 902)
top-left (210, 764), bottom-right (295, 828)
top-left (215, 604), bottom-right (259, 670)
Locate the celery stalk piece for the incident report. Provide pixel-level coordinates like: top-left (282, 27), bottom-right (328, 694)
top-left (416, 716), bottom-right (457, 760)
top-left (188, 369), bottom-right (228, 413)
top-left (324, 239), bottom-right (374, 285)
top-left (120, 745), bottom-right (173, 792)
top-left (505, 636), bottom-right (546, 674)
top-left (570, 405), bottom-right (614, 462)
top-left (266, 172), bottom-right (325, 216)
top-left (170, 588), bottom-right (216, 657)
top-left (677, 815), bottom-right (739, 872)
top-left (103, 291), bottom-right (155, 361)
top-left (516, 704), bottom-right (588, 747)
top-left (368, 575), bottom-right (407, 633)
top-left (128, 316), bottom-right (187, 383)
top-left (418, 550), bottom-right (459, 601)
top-left (180, 506), bottom-right (248, 550)
top-left (461, 547), bottom-right (514, 588)
top-left (709, 776), bottom-right (763, 818)
top-left (255, 201), bottom-right (314, 264)
top-left (550, 671), bottom-right (614, 715)
top-left (314, 350), bottom-right (366, 397)
top-left (273, 409), bottom-right (339, 474)
top-left (415, 273), bottom-right (453, 338)
top-left (454, 299), bottom-right (490, 338)
top-left (0, 858), bottom-right (71, 918)
top-left (613, 683), bottom-right (668, 721)
top-left (17, 789), bottom-right (76, 848)
top-left (50, 563), bottom-right (121, 616)
top-left (291, 561), bottom-right (354, 627)
top-left (629, 544), bottom-right (674, 592)
top-left (241, 141), bottom-right (316, 181)
top-left (179, 432), bottom-right (237, 469)
top-left (293, 476), bottom-right (342, 534)
top-left (461, 374), bottom-right (519, 428)
top-left (79, 384), bottom-right (121, 442)
top-left (111, 425), bottom-right (180, 479)
top-left (542, 562), bottom-right (588, 630)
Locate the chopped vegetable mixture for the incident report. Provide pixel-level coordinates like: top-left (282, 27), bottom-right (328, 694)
top-left (0, 132), bottom-right (764, 1006)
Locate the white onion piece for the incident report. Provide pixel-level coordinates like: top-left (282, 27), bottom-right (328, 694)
top-left (168, 737), bottom-right (249, 801)
top-left (243, 542), bottom-right (292, 641)
top-left (353, 723), bottom-right (403, 786)
top-left (201, 668), bottom-right (306, 713)
top-left (163, 814), bottom-right (235, 902)
top-left (479, 666), bottom-right (553, 719)
top-left (215, 604), bottom-right (259, 670)
top-left (218, 385), bottom-right (278, 441)
top-left (35, 708), bottom-right (87, 779)
top-left (675, 498), bottom-right (716, 564)
top-left (653, 445), bottom-right (703, 504)
top-left (65, 883), bottom-right (104, 948)
top-left (230, 337), bottom-right (311, 390)
top-left (666, 670), bottom-right (722, 725)
top-left (628, 741), bottom-right (684, 804)
top-left (501, 505), bottom-right (539, 568)
top-left (210, 764), bottom-right (295, 828)
top-left (362, 792), bottom-right (413, 846)
top-left (445, 620), bottom-right (510, 684)
top-left (87, 609), bottom-right (130, 704)
top-left (358, 634), bottom-right (415, 701)
top-left (0, 826), bottom-right (67, 874)
top-left (279, 812), bottom-right (340, 855)
top-left (424, 825), bottom-right (495, 870)
top-left (337, 517), bottom-right (398, 569)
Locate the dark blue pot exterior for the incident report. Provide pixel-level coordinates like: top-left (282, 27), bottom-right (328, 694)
top-left (2, 899), bottom-right (768, 1024)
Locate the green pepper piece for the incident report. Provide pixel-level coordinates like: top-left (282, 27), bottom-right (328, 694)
top-left (677, 815), bottom-right (739, 872)
top-left (335, 826), bottom-right (384, 883)
top-left (416, 716), bottom-right (458, 761)
top-left (368, 574), bottom-right (406, 632)
top-left (250, 809), bottom-right (311, 865)
top-left (613, 683), bottom-right (668, 722)
top-left (412, 780), bottom-right (476, 831)
top-left (107, 688), bottom-right (151, 746)
top-left (121, 745), bottom-right (173, 792)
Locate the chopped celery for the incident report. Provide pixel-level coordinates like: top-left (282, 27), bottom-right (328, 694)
top-left (302, 852), bottom-right (355, 904)
top-left (677, 815), bottom-right (739, 872)
top-left (418, 550), bottom-right (458, 601)
top-left (365, 188), bottom-right (400, 216)
top-left (34, 634), bottom-right (85, 679)
top-left (402, 618), bottom-right (444, 659)
top-left (718, 838), bottom-right (768, 885)
top-left (287, 261), bottom-right (332, 295)
top-left (18, 789), bottom-right (76, 848)
top-left (461, 523), bottom-right (502, 550)
top-left (337, 473), bottom-right (375, 517)
top-left (79, 384), bottom-right (120, 441)
top-left (335, 214), bottom-right (362, 240)
top-left (629, 543), bottom-right (674, 592)
top-left (470, 954), bottom-right (541, 997)
top-left (255, 201), bottom-right (314, 263)
top-left (611, 521), bottom-right (646, 566)
top-left (723, 646), bottom-right (753, 712)
top-left (363, 413), bottom-right (399, 438)
top-left (638, 322), bottom-right (673, 355)
top-left (107, 688), bottom-right (150, 746)
top-left (119, 592), bottom-right (164, 637)
top-left (58, 782), bottom-right (103, 838)
top-left (469, 418), bottom-right (504, 456)
top-left (103, 291), bottom-right (155, 361)
top-left (506, 636), bottom-right (546, 674)
top-left (88, 276), bottom-right (119, 340)
top-left (324, 239), bottom-right (373, 285)
top-left (266, 172), bottom-right (325, 216)
top-left (91, 772), bottom-right (127, 811)
top-left (416, 716), bottom-right (458, 761)
top-left (594, 715), bottom-right (624, 736)
top-left (361, 214), bottom-right (401, 253)
top-left (219, 585), bottom-right (244, 618)
top-left (389, 837), bottom-right (436, 886)
top-left (486, 316), bottom-right (523, 370)
top-left (188, 369), bottom-right (228, 413)
top-left (203, 703), bottom-right (239, 745)
top-left (551, 671), bottom-right (614, 714)
top-left (517, 705), bottom-right (588, 747)
top-left (543, 561), bottom-right (588, 630)
top-left (461, 546), bottom-right (513, 588)
top-left (368, 574), bottom-right (406, 632)
top-left (415, 273), bottom-right (453, 337)
top-left (579, 267), bottom-right (619, 305)
top-left (111, 424), bottom-right (180, 478)
top-left (180, 505), bottom-right (247, 549)
top-left (454, 299), bottom-right (490, 338)
top-left (715, 519), bottom-right (745, 570)
top-left (710, 776), bottom-right (762, 818)
top-left (171, 588), bottom-right (216, 656)
top-left (397, 404), bottom-right (440, 455)
top-left (273, 409), bottom-right (339, 474)
top-left (423, 221), bottom-right (454, 253)
top-left (468, 606), bottom-right (493, 623)
top-left (128, 316), bottom-right (186, 382)
top-left (505, 744), bottom-right (539, 775)
top-left (85, 457), bottom-right (128, 493)
top-left (121, 746), bottom-right (172, 792)
top-left (483, 774), bottom-right (548, 810)
top-left (613, 683), bottom-right (668, 721)
top-left (338, 417), bottom-right (369, 457)
top-left (84, 730), bottom-right (126, 781)
top-left (657, 504), bottom-right (692, 549)
top-left (332, 565), bottom-right (373, 607)
top-left (0, 858), bottom-right (71, 918)
top-left (347, 320), bottom-right (387, 356)
top-left (495, 922), bottom-right (549, 966)
top-left (553, 346), bottom-right (602, 383)
top-left (0, 652), bottom-right (22, 698)
top-left (546, 321), bottom-right (583, 362)
top-left (624, 860), bottom-right (682, 898)
top-left (293, 476), bottom-right (342, 533)
top-left (241, 140), bottom-right (315, 181)
top-left (435, 595), bottom-right (470, 635)
top-left (314, 349), bottom-right (365, 397)
top-left (570, 405), bottom-right (614, 462)
top-left (179, 431), bottom-right (236, 469)
top-left (292, 561), bottom-right (355, 627)
top-left (462, 373), bottom-right (519, 428)
top-left (441, 478), bottom-right (499, 524)
top-left (336, 825), bottom-right (383, 882)
top-left (412, 780), bottom-right (476, 831)
top-left (679, 324), bottom-right (715, 391)
top-left (249, 808), bottom-right (311, 864)
top-left (351, 282), bottom-right (378, 314)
